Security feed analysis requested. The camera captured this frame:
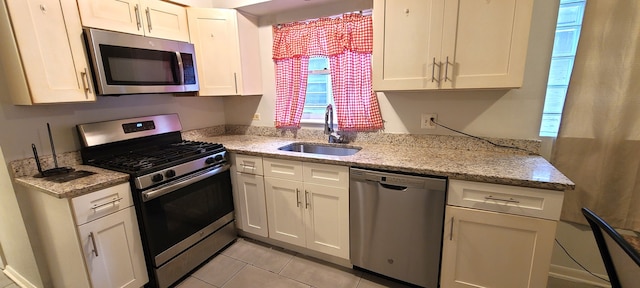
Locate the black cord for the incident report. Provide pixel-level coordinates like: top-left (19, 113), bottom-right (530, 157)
top-left (430, 118), bottom-right (538, 155)
top-left (554, 238), bottom-right (610, 282)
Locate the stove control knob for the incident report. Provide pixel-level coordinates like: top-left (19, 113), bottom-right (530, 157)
top-left (205, 157), bottom-right (216, 164)
top-left (214, 154), bottom-right (224, 161)
top-left (152, 174), bottom-right (164, 182)
top-left (165, 170), bottom-right (176, 178)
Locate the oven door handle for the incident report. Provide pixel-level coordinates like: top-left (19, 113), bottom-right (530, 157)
top-left (141, 163), bottom-right (230, 202)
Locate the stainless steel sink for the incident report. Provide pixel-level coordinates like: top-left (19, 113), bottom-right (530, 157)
top-left (278, 142), bottom-right (361, 156)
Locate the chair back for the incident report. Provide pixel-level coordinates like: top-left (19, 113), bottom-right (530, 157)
top-left (582, 208), bottom-right (640, 288)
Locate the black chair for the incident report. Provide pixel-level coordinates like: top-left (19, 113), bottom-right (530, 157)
top-left (581, 207), bottom-right (640, 288)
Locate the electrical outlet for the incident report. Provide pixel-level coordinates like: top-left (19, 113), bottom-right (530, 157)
top-left (421, 114), bottom-right (437, 129)
top-left (252, 113), bottom-right (261, 120)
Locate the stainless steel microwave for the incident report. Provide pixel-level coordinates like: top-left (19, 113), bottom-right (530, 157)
top-left (83, 28), bottom-right (198, 95)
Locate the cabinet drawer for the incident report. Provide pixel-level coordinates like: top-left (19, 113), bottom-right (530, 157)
top-left (448, 180), bottom-right (564, 220)
top-left (72, 183), bottom-right (133, 225)
top-left (303, 162), bottom-right (348, 188)
top-left (234, 154), bottom-right (264, 175)
top-left (263, 158), bottom-right (303, 180)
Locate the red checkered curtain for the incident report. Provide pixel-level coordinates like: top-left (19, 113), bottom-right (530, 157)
top-left (330, 51), bottom-right (383, 131)
top-left (272, 14), bottom-right (383, 130)
top-left (273, 57), bottom-right (309, 128)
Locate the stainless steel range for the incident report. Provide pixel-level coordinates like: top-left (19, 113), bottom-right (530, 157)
top-left (77, 114), bottom-right (236, 288)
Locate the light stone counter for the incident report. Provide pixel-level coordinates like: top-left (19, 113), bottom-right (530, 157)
top-left (10, 127), bottom-right (574, 198)
top-left (189, 134), bottom-right (575, 191)
top-left (14, 165), bottom-right (129, 198)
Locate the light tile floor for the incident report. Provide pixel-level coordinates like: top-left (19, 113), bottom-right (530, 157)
top-left (0, 238), bottom-right (604, 288)
top-left (175, 237), bottom-right (605, 288)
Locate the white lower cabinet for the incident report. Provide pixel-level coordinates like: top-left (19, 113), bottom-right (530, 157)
top-left (21, 182), bottom-right (148, 288)
top-left (231, 154), bottom-right (350, 260)
top-left (440, 180), bottom-right (562, 288)
top-left (263, 158), bottom-right (350, 259)
top-left (77, 207), bottom-right (147, 288)
top-left (235, 171), bottom-right (269, 237)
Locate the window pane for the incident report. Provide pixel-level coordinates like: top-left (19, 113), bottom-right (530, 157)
top-left (308, 74), bottom-right (329, 82)
top-left (539, 0), bottom-right (586, 137)
top-left (307, 83), bottom-right (328, 93)
top-left (552, 27), bottom-right (581, 57)
top-left (305, 92), bottom-right (328, 105)
top-left (308, 57), bottom-right (329, 70)
top-left (547, 57), bottom-right (575, 86)
top-left (543, 86), bottom-right (568, 114)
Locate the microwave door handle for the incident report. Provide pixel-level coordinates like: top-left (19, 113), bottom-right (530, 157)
top-left (175, 51), bottom-right (185, 85)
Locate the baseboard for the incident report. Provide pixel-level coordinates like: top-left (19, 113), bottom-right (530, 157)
top-left (237, 231), bottom-right (352, 268)
top-left (3, 265), bottom-right (38, 288)
top-left (549, 264), bottom-right (610, 287)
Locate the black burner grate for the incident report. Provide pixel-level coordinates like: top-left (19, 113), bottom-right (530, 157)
top-left (92, 141), bottom-right (224, 172)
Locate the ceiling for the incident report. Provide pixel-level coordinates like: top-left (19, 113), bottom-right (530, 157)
top-left (233, 0), bottom-right (345, 16)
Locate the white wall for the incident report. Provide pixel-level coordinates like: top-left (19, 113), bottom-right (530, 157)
top-left (0, 75), bottom-right (227, 163)
top-left (0, 146), bottom-right (43, 287)
top-left (225, 0), bottom-right (557, 140)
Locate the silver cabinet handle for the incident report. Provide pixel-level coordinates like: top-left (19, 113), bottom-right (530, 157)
top-left (91, 197), bottom-right (123, 212)
top-left (145, 7), bottom-right (152, 32)
top-left (80, 68), bottom-right (91, 93)
top-left (233, 72), bottom-right (238, 94)
top-left (449, 217), bottom-right (454, 240)
top-left (296, 188), bottom-right (301, 207)
top-left (89, 232), bottom-right (98, 257)
top-left (484, 195), bottom-right (520, 203)
top-left (431, 57), bottom-right (440, 83)
top-left (305, 190), bottom-right (310, 209)
top-left (444, 56), bottom-right (450, 82)
top-left (134, 4), bottom-right (142, 30)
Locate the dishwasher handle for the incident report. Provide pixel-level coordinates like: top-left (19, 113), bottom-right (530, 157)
top-left (379, 182), bottom-right (408, 191)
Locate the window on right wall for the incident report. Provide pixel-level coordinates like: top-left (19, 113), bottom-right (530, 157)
top-left (539, 0), bottom-right (587, 137)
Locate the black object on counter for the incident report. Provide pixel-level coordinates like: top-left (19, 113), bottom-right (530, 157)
top-left (32, 123), bottom-right (74, 178)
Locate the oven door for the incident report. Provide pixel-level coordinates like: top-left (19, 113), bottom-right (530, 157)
top-left (139, 164), bottom-right (234, 267)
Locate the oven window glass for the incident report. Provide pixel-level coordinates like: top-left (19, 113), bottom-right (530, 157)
top-left (100, 45), bottom-right (179, 85)
top-left (141, 169), bottom-right (234, 258)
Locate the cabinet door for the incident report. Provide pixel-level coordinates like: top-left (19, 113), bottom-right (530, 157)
top-left (304, 182), bottom-right (350, 259)
top-left (187, 8), bottom-right (242, 96)
top-left (77, 0), bottom-right (143, 36)
top-left (4, 0), bottom-right (94, 104)
top-left (372, 0), bottom-right (445, 91)
top-left (264, 177), bottom-right (306, 246)
top-left (142, 0), bottom-right (189, 42)
top-left (236, 172), bottom-right (269, 237)
top-left (440, 0), bottom-right (534, 89)
top-left (440, 206), bottom-right (556, 288)
top-left (77, 207), bottom-right (148, 288)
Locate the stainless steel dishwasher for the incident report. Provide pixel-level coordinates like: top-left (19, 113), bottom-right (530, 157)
top-left (350, 167), bottom-right (447, 288)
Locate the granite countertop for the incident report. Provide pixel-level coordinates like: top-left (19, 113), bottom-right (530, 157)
top-left (11, 131), bottom-right (574, 199)
top-left (14, 165), bottom-right (129, 199)
top-left (189, 135), bottom-right (575, 191)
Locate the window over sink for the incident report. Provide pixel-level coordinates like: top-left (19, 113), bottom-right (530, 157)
top-left (301, 57), bottom-right (335, 123)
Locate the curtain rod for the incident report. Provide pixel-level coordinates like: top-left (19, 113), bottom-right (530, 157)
top-left (276, 9), bottom-right (372, 28)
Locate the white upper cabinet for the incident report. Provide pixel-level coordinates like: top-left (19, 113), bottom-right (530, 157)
top-left (186, 8), bottom-right (262, 96)
top-left (373, 0), bottom-right (534, 90)
top-left (77, 0), bottom-right (190, 42)
top-left (0, 0), bottom-right (95, 105)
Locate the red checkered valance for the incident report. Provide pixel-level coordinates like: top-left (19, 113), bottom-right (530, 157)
top-left (272, 14), bottom-right (373, 60)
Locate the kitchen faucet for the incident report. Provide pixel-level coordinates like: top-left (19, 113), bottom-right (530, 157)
top-left (324, 104), bottom-right (345, 143)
